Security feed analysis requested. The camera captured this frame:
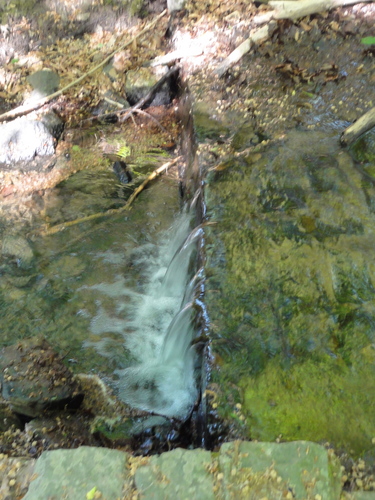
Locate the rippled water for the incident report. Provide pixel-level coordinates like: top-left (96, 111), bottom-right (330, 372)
top-left (0, 164), bottom-right (200, 419)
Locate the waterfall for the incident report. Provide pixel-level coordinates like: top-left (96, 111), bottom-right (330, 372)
top-left (83, 205), bottom-right (202, 419)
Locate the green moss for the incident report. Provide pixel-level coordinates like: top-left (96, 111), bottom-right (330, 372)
top-left (204, 129), bottom-right (375, 454)
top-left (240, 356), bottom-right (375, 455)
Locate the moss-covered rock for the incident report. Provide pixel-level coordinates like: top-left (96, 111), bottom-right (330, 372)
top-left (204, 128), bottom-right (375, 455)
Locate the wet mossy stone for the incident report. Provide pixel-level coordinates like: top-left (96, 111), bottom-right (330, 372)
top-left (204, 128), bottom-right (375, 455)
top-left (194, 112), bottom-right (229, 141)
top-left (2, 234), bottom-right (34, 268)
top-left (240, 357), bottom-right (375, 455)
top-left (349, 128), bottom-right (375, 164)
top-left (0, 337), bottom-right (83, 418)
top-left (193, 102), bottom-right (230, 141)
top-left (231, 122), bottom-right (267, 151)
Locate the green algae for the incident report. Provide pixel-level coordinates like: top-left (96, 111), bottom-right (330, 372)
top-left (241, 357), bottom-right (375, 454)
top-left (204, 129), bottom-right (375, 454)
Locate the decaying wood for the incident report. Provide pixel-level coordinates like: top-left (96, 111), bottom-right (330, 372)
top-left (341, 106), bottom-right (375, 146)
top-left (214, 22), bottom-right (277, 77)
top-left (42, 157), bottom-right (180, 236)
top-left (253, 0), bottom-right (373, 24)
top-left (0, 10), bottom-right (167, 123)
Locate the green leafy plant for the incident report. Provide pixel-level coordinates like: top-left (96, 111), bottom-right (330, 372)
top-left (361, 36), bottom-right (375, 45)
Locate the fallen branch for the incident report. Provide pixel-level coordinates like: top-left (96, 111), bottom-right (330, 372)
top-left (340, 106), bottom-right (375, 146)
top-left (87, 66), bottom-right (179, 124)
top-left (0, 10), bottom-right (167, 123)
top-left (214, 22), bottom-right (277, 77)
top-left (253, 0), bottom-right (374, 24)
top-left (146, 47), bottom-right (203, 67)
top-left (42, 157), bottom-right (180, 236)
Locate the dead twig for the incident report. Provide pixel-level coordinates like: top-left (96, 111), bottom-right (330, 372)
top-left (41, 157), bottom-right (180, 236)
top-left (0, 10), bottom-right (167, 123)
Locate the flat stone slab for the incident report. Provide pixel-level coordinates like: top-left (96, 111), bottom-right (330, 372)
top-left (134, 447), bottom-right (215, 500)
top-left (23, 447), bottom-right (129, 500)
top-left (19, 440), bottom-right (343, 499)
top-left (218, 441), bottom-right (341, 500)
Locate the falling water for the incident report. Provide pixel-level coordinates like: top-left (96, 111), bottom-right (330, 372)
top-left (84, 204), bottom-right (201, 419)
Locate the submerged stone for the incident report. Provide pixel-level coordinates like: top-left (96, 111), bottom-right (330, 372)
top-left (2, 235), bottom-right (34, 267)
top-left (204, 128), bottom-right (375, 455)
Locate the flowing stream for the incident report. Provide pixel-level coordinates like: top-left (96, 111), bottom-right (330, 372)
top-left (84, 206), bottom-right (201, 418)
top-left (0, 159), bottom-right (203, 423)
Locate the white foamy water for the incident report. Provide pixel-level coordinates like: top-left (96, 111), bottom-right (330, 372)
top-left (82, 209), bottom-right (199, 419)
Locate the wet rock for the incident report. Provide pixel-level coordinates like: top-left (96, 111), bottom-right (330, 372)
top-left (26, 69), bottom-right (60, 104)
top-left (125, 67), bottom-right (171, 106)
top-left (0, 456), bottom-right (36, 500)
top-left (231, 122), bottom-right (267, 151)
top-left (0, 397), bottom-right (22, 432)
top-left (113, 160), bottom-right (132, 184)
top-left (349, 128), bottom-right (375, 164)
top-left (40, 112), bottom-right (64, 141)
top-left (193, 102), bottom-right (230, 141)
top-left (25, 414), bottom-right (100, 451)
top-left (2, 235), bottom-right (34, 267)
top-left (0, 337), bottom-right (83, 418)
top-left (0, 117), bottom-right (55, 165)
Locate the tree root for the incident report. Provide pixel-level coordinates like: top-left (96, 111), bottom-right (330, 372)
top-left (0, 10), bottom-right (167, 123)
top-left (41, 157), bottom-right (180, 236)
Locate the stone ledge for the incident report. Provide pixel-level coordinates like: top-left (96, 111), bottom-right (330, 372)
top-left (8, 440), bottom-right (344, 500)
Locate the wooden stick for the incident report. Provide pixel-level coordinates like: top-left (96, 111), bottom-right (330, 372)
top-left (42, 157), bottom-right (180, 236)
top-left (214, 22), bottom-right (277, 77)
top-left (341, 106), bottom-right (375, 146)
top-left (0, 10), bottom-right (167, 123)
top-left (253, 0), bottom-right (373, 24)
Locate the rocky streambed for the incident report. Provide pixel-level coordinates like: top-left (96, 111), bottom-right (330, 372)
top-left (1, 0), bottom-right (375, 498)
